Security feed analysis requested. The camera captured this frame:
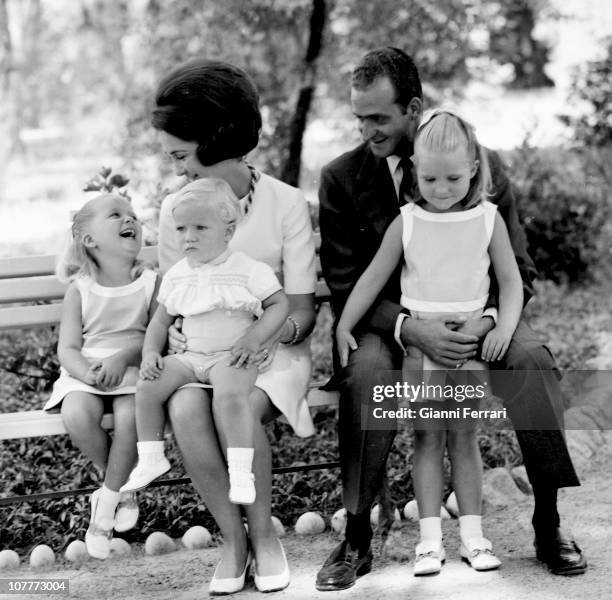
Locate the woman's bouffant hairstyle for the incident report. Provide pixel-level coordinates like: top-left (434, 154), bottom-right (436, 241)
top-left (56, 194), bottom-right (143, 283)
top-left (351, 47), bottom-right (422, 109)
top-left (172, 178), bottom-right (242, 231)
top-left (412, 108), bottom-right (493, 208)
top-left (152, 59), bottom-right (262, 166)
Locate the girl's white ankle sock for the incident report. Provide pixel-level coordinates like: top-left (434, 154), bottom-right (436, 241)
top-left (137, 441), bottom-right (165, 464)
top-left (95, 485), bottom-right (120, 530)
top-left (419, 516), bottom-right (442, 543)
top-left (459, 514), bottom-right (483, 541)
top-left (227, 447), bottom-right (254, 473)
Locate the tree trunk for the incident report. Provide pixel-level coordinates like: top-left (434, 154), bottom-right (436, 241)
top-left (20, 0), bottom-right (43, 129)
top-left (0, 0), bottom-right (12, 190)
top-left (280, 0), bottom-right (327, 186)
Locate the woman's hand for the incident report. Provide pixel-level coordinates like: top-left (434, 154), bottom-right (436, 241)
top-left (253, 338), bottom-right (279, 370)
top-left (168, 316), bottom-right (187, 354)
top-left (229, 332), bottom-right (263, 369)
top-left (95, 354), bottom-right (128, 389)
top-left (140, 352), bottom-right (164, 380)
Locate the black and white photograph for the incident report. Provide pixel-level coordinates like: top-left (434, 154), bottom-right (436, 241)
top-left (0, 1), bottom-right (610, 598)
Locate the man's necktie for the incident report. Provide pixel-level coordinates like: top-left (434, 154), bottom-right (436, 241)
top-left (398, 156), bottom-right (413, 206)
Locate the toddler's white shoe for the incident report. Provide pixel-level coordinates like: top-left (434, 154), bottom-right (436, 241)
top-left (413, 540), bottom-right (446, 576)
top-left (228, 469), bottom-right (256, 505)
top-left (114, 491), bottom-right (139, 532)
top-left (85, 489), bottom-right (113, 560)
top-left (119, 457), bottom-right (171, 493)
top-left (460, 536), bottom-right (501, 571)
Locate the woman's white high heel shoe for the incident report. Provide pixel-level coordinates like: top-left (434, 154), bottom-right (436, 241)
top-left (254, 541), bottom-right (290, 593)
top-left (209, 551), bottom-right (252, 595)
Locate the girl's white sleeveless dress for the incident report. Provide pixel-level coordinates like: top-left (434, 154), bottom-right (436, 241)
top-left (44, 269), bottom-right (157, 411)
top-left (400, 201), bottom-right (497, 378)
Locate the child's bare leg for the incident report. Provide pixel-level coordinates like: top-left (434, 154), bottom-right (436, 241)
top-left (209, 362), bottom-right (258, 505)
top-left (61, 392), bottom-right (119, 558)
top-left (121, 357), bottom-right (196, 493)
top-left (413, 427), bottom-right (446, 518)
top-left (447, 419), bottom-right (501, 570)
top-left (135, 356), bottom-right (196, 441)
top-left (104, 394), bottom-right (137, 491)
top-left (447, 425), bottom-right (482, 517)
top-left (61, 392), bottom-right (107, 473)
top-left (412, 422), bottom-right (447, 575)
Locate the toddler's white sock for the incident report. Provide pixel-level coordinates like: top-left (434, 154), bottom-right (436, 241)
top-left (137, 441), bottom-right (166, 464)
top-left (459, 514), bottom-right (483, 542)
top-left (227, 447), bottom-right (255, 473)
top-left (95, 485), bottom-right (120, 530)
top-left (227, 448), bottom-right (256, 505)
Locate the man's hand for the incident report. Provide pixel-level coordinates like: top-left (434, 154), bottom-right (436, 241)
top-left (95, 354), bottom-right (128, 389)
top-left (336, 327), bottom-right (358, 367)
top-left (401, 315), bottom-right (479, 368)
top-left (168, 316), bottom-right (187, 354)
top-left (140, 352), bottom-right (164, 380)
top-left (455, 316), bottom-right (495, 341)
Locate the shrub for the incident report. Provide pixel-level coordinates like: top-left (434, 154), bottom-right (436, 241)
top-left (505, 144), bottom-right (611, 284)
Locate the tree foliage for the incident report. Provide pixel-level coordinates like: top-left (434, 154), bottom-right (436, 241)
top-left (486, 0), bottom-right (555, 88)
top-left (559, 37), bottom-right (612, 148)
top-left (2, 0), bottom-right (535, 188)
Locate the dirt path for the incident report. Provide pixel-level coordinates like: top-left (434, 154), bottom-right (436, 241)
top-left (6, 432), bottom-right (611, 600)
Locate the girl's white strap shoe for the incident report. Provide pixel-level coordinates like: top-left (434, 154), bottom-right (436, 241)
top-left (254, 541), bottom-right (290, 593)
top-left (460, 537), bottom-right (501, 571)
top-left (85, 489), bottom-right (113, 560)
top-left (114, 492), bottom-right (139, 532)
top-left (413, 540), bottom-right (446, 576)
top-left (209, 551), bottom-right (252, 596)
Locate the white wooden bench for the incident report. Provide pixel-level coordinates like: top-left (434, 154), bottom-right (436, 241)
top-left (0, 235), bottom-right (339, 443)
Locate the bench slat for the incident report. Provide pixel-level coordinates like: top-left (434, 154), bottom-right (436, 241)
top-left (0, 410), bottom-right (115, 439)
top-left (0, 255), bottom-right (56, 279)
top-left (0, 303), bottom-right (62, 329)
top-left (0, 246), bottom-right (158, 280)
top-left (0, 389), bottom-right (338, 440)
top-left (0, 276), bottom-right (67, 304)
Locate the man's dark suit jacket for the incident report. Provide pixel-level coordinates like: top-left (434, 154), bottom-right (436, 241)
top-left (319, 141), bottom-right (538, 339)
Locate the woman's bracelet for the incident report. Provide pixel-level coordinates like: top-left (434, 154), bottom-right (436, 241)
top-left (286, 315), bottom-right (301, 345)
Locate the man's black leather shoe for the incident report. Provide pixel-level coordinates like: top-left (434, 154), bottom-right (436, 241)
top-left (315, 540), bottom-right (373, 591)
top-left (535, 528), bottom-right (587, 576)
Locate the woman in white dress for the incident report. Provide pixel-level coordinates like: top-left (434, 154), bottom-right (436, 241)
top-left (152, 59), bottom-right (317, 594)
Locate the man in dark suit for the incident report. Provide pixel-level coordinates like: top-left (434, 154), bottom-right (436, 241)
top-left (315, 47), bottom-right (586, 591)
